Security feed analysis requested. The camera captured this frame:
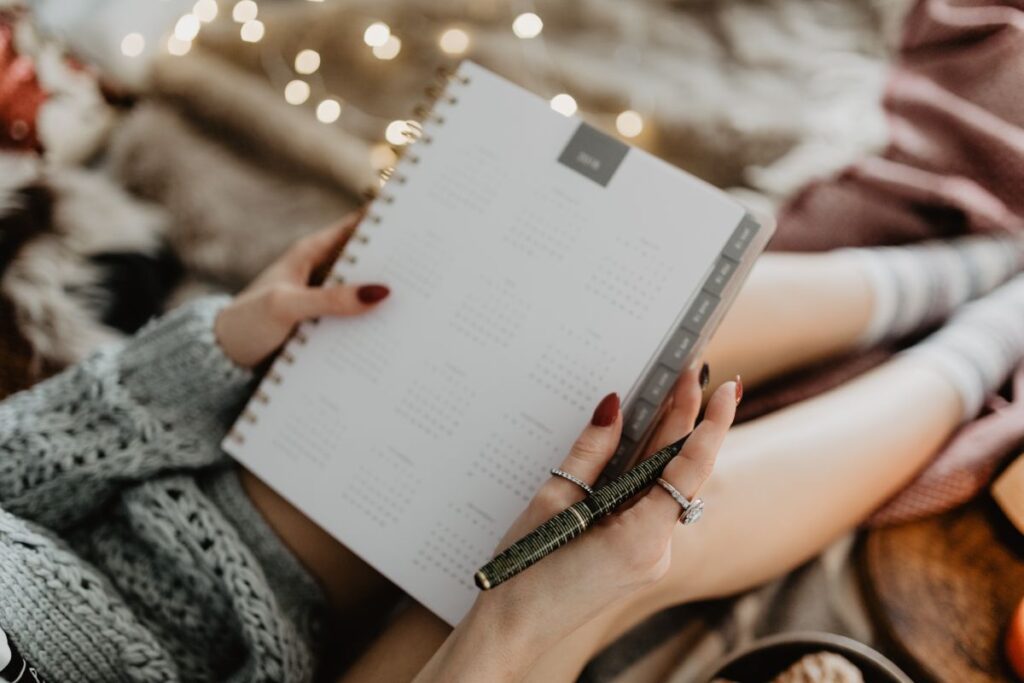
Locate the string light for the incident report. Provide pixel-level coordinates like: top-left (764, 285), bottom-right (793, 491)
top-left (284, 79), bottom-right (310, 105)
top-left (439, 28), bottom-right (470, 55)
top-left (294, 49), bottom-right (320, 74)
top-left (616, 110), bottom-right (643, 138)
top-left (120, 33), bottom-right (145, 57)
top-left (369, 144), bottom-right (398, 170)
top-left (385, 120), bottom-right (415, 145)
top-left (512, 12), bottom-right (543, 39)
top-left (316, 98), bottom-right (342, 123)
top-left (174, 14), bottom-right (201, 41)
top-left (232, 0), bottom-right (257, 23)
top-left (550, 93), bottom-right (577, 117)
top-left (167, 36), bottom-right (192, 56)
top-left (363, 22), bottom-right (391, 47)
top-left (193, 0), bottom-right (218, 23)
top-left (373, 35), bottom-right (401, 60)
top-left (240, 19), bottom-right (265, 42)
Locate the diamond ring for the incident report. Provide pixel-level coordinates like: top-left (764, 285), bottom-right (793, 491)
top-left (656, 477), bottom-right (704, 525)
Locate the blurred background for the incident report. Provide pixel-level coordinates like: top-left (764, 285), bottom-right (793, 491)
top-left (1, 0), bottom-right (905, 388)
top-left (1, 1), bottom-right (904, 387)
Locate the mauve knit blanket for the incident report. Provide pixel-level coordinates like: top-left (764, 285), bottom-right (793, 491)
top-left (747, 0), bottom-right (1024, 526)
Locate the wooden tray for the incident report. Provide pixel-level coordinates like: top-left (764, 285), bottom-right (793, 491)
top-left (861, 499), bottom-right (1024, 682)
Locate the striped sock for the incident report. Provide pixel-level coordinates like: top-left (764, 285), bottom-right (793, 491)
top-left (906, 273), bottom-right (1024, 421)
top-left (842, 234), bottom-right (1024, 346)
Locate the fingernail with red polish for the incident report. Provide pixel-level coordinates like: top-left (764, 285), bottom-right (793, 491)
top-left (735, 375), bottom-right (743, 405)
top-left (591, 392), bottom-right (620, 427)
top-left (356, 284), bottom-right (390, 304)
top-left (700, 363), bottom-right (710, 391)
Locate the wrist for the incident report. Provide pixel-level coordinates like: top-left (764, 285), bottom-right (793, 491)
top-left (416, 600), bottom-right (539, 683)
top-left (120, 295), bottom-right (252, 416)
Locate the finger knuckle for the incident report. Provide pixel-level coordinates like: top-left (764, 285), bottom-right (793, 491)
top-left (606, 521), bottom-right (670, 585)
top-left (530, 484), bottom-right (571, 519)
top-left (293, 231), bottom-right (320, 254)
top-left (569, 432), bottom-right (612, 463)
top-left (689, 457), bottom-right (716, 485)
top-left (263, 286), bottom-right (293, 322)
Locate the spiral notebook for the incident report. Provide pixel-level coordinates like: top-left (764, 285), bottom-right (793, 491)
top-left (223, 61), bottom-right (773, 625)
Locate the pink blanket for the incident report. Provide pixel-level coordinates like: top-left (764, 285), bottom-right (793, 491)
top-left (758, 0), bottom-right (1024, 525)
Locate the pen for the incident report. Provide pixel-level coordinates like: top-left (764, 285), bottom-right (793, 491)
top-left (474, 432), bottom-right (690, 590)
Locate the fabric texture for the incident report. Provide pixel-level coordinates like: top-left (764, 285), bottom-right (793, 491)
top-left (841, 235), bottom-right (1024, 347)
top-left (0, 295), bottom-right (326, 683)
top-left (750, 0), bottom-right (1024, 526)
top-left (907, 272), bottom-right (1024, 420)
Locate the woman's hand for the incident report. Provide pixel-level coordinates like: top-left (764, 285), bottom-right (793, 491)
top-left (214, 212), bottom-right (390, 367)
top-left (416, 364), bottom-right (739, 682)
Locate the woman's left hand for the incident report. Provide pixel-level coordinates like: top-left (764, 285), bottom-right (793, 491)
top-left (214, 212), bottom-right (390, 367)
top-left (416, 363), bottom-right (738, 682)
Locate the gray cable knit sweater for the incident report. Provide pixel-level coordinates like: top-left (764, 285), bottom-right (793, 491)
top-left (0, 296), bottom-right (327, 682)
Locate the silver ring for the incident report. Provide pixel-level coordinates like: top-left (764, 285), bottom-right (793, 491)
top-left (656, 478), bottom-right (704, 525)
top-left (550, 467), bottom-right (594, 495)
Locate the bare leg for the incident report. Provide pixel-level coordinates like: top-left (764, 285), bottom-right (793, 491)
top-left (703, 253), bottom-right (874, 388)
top-left (339, 601), bottom-right (449, 682)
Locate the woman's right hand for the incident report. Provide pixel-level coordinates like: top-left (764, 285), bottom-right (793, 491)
top-left (416, 364), bottom-right (739, 682)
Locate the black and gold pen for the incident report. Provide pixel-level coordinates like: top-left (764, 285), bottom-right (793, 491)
top-left (474, 433), bottom-right (690, 590)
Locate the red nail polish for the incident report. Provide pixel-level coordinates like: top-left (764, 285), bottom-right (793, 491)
top-left (591, 393), bottom-right (620, 427)
top-left (700, 363), bottom-right (710, 391)
top-left (735, 375), bottom-right (743, 405)
top-left (357, 284), bottom-right (390, 304)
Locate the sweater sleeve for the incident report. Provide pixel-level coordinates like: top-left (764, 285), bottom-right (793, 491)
top-left (0, 295), bottom-right (254, 530)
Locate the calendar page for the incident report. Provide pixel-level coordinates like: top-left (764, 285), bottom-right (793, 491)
top-left (224, 62), bottom-right (768, 625)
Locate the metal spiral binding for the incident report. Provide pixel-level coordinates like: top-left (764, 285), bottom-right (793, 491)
top-left (338, 64), bottom-right (469, 277)
top-left (227, 64), bottom-right (471, 447)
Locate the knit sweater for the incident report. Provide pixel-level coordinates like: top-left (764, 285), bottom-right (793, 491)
top-left (0, 296), bottom-right (327, 682)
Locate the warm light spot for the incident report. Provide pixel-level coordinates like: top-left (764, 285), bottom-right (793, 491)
top-left (167, 36), bottom-right (192, 56)
top-left (294, 49), bottom-right (320, 74)
top-left (550, 93), bottom-right (577, 117)
top-left (120, 33), bottom-right (145, 57)
top-left (385, 120), bottom-right (415, 145)
top-left (193, 0), bottom-right (218, 23)
top-left (284, 79), bottom-right (310, 105)
top-left (363, 22), bottom-right (391, 47)
top-left (232, 0), bottom-right (258, 23)
top-left (240, 19), bottom-right (265, 42)
top-left (316, 98), bottom-right (342, 123)
top-left (438, 27), bottom-right (470, 55)
top-left (369, 143), bottom-right (398, 170)
top-left (512, 12), bottom-right (543, 39)
top-left (616, 110), bottom-right (643, 138)
top-left (372, 35), bottom-right (401, 60)
top-left (174, 14), bottom-right (201, 41)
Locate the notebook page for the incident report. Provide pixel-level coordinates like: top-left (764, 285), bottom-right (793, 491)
top-left (225, 61), bottom-right (744, 625)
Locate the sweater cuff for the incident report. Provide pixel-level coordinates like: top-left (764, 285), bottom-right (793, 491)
top-left (118, 295), bottom-right (253, 426)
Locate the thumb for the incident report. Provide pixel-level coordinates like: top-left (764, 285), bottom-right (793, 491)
top-left (276, 283), bottom-right (390, 323)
